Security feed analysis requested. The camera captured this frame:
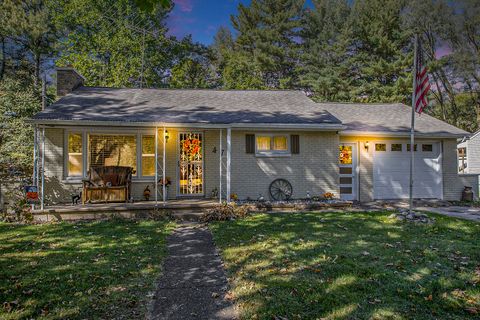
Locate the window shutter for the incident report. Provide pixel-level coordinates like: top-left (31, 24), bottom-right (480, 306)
top-left (291, 135), bottom-right (300, 154)
top-left (246, 134), bottom-right (255, 153)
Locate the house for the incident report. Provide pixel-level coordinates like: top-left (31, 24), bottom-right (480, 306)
top-left (457, 130), bottom-right (480, 174)
top-left (29, 68), bottom-right (478, 208)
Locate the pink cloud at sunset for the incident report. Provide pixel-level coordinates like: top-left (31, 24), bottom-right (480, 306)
top-left (175, 0), bottom-right (194, 12)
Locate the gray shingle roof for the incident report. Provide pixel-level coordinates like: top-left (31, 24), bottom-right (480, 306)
top-left (320, 102), bottom-right (469, 137)
top-left (31, 87), bottom-right (469, 137)
top-left (32, 87), bottom-right (341, 126)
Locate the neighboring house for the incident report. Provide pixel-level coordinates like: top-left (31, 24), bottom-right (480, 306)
top-left (29, 68), bottom-right (478, 205)
top-left (457, 131), bottom-right (480, 174)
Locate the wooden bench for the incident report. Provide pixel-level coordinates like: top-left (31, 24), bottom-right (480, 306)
top-left (82, 166), bottom-right (133, 204)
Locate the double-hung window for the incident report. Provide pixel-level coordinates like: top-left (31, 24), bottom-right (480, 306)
top-left (88, 134), bottom-right (137, 174)
top-left (67, 133), bottom-right (83, 177)
top-left (141, 135), bottom-right (155, 177)
top-left (255, 134), bottom-right (289, 156)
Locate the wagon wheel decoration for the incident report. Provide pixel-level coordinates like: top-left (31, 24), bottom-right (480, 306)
top-left (269, 178), bottom-right (293, 201)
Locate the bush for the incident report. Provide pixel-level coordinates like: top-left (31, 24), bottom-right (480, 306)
top-left (147, 208), bottom-right (173, 221)
top-left (1, 186), bottom-right (33, 223)
top-left (201, 203), bottom-right (250, 222)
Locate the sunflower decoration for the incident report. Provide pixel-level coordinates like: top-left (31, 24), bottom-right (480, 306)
top-left (339, 146), bottom-right (352, 164)
top-left (182, 136), bottom-right (202, 161)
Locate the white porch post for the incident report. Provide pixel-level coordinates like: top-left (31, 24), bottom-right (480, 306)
top-left (155, 126), bottom-right (158, 205)
top-left (226, 128), bottom-right (231, 202)
top-left (40, 127), bottom-right (45, 211)
top-left (162, 127), bottom-right (166, 206)
top-left (32, 126), bottom-right (38, 210)
top-left (219, 129), bottom-right (223, 203)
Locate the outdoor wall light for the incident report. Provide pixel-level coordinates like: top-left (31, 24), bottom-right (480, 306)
top-left (164, 130), bottom-right (169, 143)
top-left (364, 141), bottom-right (369, 151)
top-left (212, 146), bottom-right (217, 153)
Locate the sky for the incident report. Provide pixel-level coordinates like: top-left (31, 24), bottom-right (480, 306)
top-left (166, 0), bottom-right (249, 45)
top-left (166, 0), bottom-right (314, 45)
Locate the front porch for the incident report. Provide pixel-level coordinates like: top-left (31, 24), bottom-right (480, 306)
top-left (32, 198), bottom-right (219, 221)
top-left (33, 126), bottom-right (234, 209)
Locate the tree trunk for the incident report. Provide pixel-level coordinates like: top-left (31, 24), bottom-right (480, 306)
top-left (33, 53), bottom-right (41, 89)
top-left (0, 37), bottom-right (5, 81)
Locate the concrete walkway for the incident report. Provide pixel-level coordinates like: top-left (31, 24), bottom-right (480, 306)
top-left (356, 200), bottom-right (480, 222)
top-left (150, 223), bottom-right (237, 320)
top-left (416, 206), bottom-right (480, 222)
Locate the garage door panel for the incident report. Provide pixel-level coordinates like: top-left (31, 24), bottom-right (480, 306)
top-left (373, 142), bottom-right (442, 199)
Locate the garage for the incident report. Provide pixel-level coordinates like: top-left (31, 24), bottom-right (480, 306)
top-left (373, 141), bottom-right (442, 199)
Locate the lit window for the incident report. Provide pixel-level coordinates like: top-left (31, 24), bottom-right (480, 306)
top-left (142, 135), bottom-right (155, 176)
top-left (422, 144), bottom-right (433, 152)
top-left (68, 133), bottom-right (83, 176)
top-left (89, 135), bottom-right (137, 174)
top-left (391, 144), bottom-right (402, 152)
top-left (339, 145), bottom-right (353, 164)
top-left (256, 136), bottom-right (271, 151)
top-left (255, 135), bottom-right (290, 155)
top-left (273, 136), bottom-right (288, 151)
top-left (407, 144), bottom-right (417, 152)
top-left (375, 144), bottom-right (386, 152)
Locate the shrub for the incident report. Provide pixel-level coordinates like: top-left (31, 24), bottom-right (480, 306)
top-left (201, 203), bottom-right (250, 222)
top-left (1, 186), bottom-right (33, 223)
top-left (147, 208), bottom-right (174, 221)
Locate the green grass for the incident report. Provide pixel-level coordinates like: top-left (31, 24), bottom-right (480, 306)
top-left (0, 219), bottom-right (175, 319)
top-left (210, 212), bottom-right (480, 320)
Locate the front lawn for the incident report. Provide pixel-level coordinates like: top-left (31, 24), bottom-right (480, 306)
top-left (0, 219), bottom-right (174, 319)
top-left (210, 212), bottom-right (480, 320)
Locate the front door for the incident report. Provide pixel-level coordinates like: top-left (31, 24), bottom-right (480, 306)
top-left (339, 143), bottom-right (357, 200)
top-left (178, 132), bottom-right (204, 196)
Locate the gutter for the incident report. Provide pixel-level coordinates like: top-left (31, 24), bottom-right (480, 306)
top-left (27, 119), bottom-right (346, 131)
top-left (339, 130), bottom-right (469, 139)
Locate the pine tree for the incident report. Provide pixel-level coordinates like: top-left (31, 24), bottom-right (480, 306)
top-left (231, 0), bottom-right (304, 88)
top-left (297, 0), bottom-right (352, 101)
top-left (348, 0), bottom-right (411, 103)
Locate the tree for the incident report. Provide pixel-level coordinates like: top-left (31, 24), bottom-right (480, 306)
top-left (170, 58), bottom-right (210, 88)
top-left (54, 0), bottom-right (181, 88)
top-left (348, 0), bottom-right (412, 103)
top-left (1, 0), bottom-right (61, 88)
top-left (222, 52), bottom-right (265, 89)
top-left (0, 72), bottom-right (44, 179)
top-left (231, 0), bottom-right (304, 88)
top-left (297, 0), bottom-right (352, 101)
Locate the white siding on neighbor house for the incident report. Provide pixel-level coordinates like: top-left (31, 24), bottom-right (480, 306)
top-left (443, 139), bottom-right (479, 201)
top-left (463, 133), bottom-right (480, 174)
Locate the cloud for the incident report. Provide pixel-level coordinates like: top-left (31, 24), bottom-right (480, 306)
top-left (175, 0), bottom-right (193, 12)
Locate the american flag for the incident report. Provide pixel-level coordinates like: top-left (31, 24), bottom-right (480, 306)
top-left (414, 37), bottom-right (431, 114)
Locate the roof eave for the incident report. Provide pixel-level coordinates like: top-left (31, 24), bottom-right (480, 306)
top-left (27, 119), bottom-right (345, 131)
top-left (339, 130), bottom-right (468, 139)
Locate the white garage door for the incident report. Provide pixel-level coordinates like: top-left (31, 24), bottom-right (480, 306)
top-left (373, 142), bottom-right (442, 199)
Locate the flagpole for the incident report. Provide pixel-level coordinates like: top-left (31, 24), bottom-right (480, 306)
top-left (409, 34), bottom-right (418, 214)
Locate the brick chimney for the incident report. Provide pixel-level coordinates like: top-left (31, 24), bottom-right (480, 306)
top-left (56, 67), bottom-right (85, 97)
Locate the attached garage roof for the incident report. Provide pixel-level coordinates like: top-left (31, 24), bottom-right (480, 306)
top-left (31, 87), bottom-right (342, 128)
top-left (320, 102), bottom-right (469, 138)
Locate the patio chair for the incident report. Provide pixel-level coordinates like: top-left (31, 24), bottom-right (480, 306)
top-left (82, 166), bottom-right (133, 204)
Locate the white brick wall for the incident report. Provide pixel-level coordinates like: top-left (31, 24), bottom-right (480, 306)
top-left (42, 128), bottom-right (475, 204)
top-left (230, 130), bottom-right (340, 200)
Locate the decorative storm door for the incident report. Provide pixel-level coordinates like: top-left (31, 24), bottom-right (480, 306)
top-left (339, 143), bottom-right (356, 200)
top-left (178, 132), bottom-right (204, 195)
